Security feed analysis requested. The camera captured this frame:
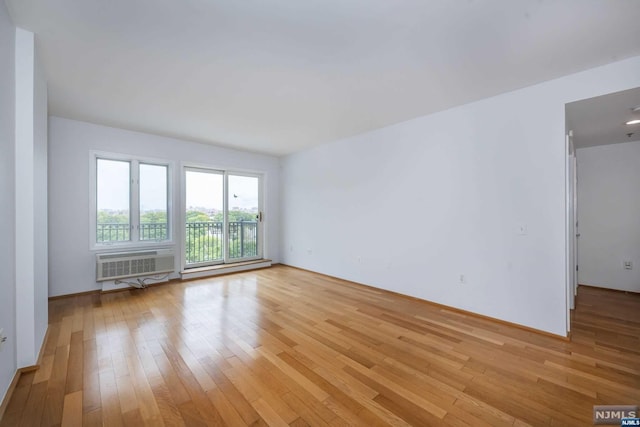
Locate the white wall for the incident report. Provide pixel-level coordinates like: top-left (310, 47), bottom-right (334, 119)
top-left (14, 27), bottom-right (49, 368)
top-left (577, 141), bottom-right (640, 292)
top-left (281, 55), bottom-right (640, 337)
top-left (0, 0), bottom-right (16, 403)
top-left (48, 117), bottom-right (281, 297)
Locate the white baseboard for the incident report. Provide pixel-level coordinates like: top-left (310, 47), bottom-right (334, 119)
top-left (181, 260), bottom-right (272, 280)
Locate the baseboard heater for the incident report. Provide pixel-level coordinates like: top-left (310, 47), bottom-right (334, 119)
top-left (96, 249), bottom-right (175, 281)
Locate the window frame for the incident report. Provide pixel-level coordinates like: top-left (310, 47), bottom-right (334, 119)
top-left (90, 151), bottom-right (173, 250)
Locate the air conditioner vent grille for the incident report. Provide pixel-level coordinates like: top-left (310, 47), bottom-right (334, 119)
top-left (96, 249), bottom-right (174, 281)
top-left (102, 260), bottom-right (131, 279)
top-left (131, 258), bottom-right (155, 275)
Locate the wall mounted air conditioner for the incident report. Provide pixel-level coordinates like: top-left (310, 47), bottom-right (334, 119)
top-left (96, 249), bottom-right (175, 281)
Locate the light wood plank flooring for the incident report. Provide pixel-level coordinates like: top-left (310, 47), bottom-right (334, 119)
top-left (2, 266), bottom-right (639, 426)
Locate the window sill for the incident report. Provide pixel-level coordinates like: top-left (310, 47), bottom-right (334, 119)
top-left (90, 241), bottom-right (175, 252)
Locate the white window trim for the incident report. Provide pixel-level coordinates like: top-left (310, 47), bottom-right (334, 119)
top-left (89, 150), bottom-right (174, 251)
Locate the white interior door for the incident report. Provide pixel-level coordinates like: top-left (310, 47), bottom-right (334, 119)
top-left (566, 131), bottom-right (577, 333)
top-left (572, 152), bottom-right (579, 299)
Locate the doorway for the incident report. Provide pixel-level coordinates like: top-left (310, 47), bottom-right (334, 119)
top-left (565, 86), bottom-right (640, 332)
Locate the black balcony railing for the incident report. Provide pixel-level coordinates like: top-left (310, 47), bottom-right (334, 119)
top-left (186, 221), bottom-right (224, 264)
top-left (228, 221), bottom-right (258, 259)
top-left (140, 223), bottom-right (168, 241)
top-left (97, 221), bottom-right (258, 263)
top-left (186, 221), bottom-right (258, 264)
top-left (97, 223), bottom-right (168, 243)
top-left (96, 223), bottom-right (130, 242)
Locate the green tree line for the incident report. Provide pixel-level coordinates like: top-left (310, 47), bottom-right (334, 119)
top-left (98, 210), bottom-right (258, 260)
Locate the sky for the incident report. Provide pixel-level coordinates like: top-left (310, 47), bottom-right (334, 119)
top-left (140, 163), bottom-right (168, 211)
top-left (97, 159), bottom-right (131, 211)
top-left (96, 159), bottom-right (258, 212)
top-left (186, 171), bottom-right (258, 210)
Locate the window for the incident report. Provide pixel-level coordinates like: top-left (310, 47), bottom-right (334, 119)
top-left (96, 159), bottom-right (130, 243)
top-left (93, 153), bottom-right (171, 247)
top-left (139, 163), bottom-right (169, 241)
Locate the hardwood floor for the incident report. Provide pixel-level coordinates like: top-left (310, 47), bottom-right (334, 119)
top-left (2, 266), bottom-right (639, 426)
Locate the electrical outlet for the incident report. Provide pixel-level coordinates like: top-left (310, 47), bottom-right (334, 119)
top-left (624, 261), bottom-right (633, 270)
top-left (0, 328), bottom-right (6, 351)
top-left (459, 274), bottom-right (466, 284)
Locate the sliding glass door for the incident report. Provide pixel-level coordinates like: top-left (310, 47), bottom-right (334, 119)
top-left (184, 168), bottom-right (262, 268)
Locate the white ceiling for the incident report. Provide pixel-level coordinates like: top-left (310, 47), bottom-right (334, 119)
top-left (567, 87), bottom-right (640, 149)
top-left (6, 0), bottom-right (640, 156)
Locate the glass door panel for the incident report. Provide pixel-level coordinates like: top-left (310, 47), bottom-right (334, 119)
top-left (227, 174), bottom-right (261, 261)
top-left (185, 169), bottom-right (224, 267)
